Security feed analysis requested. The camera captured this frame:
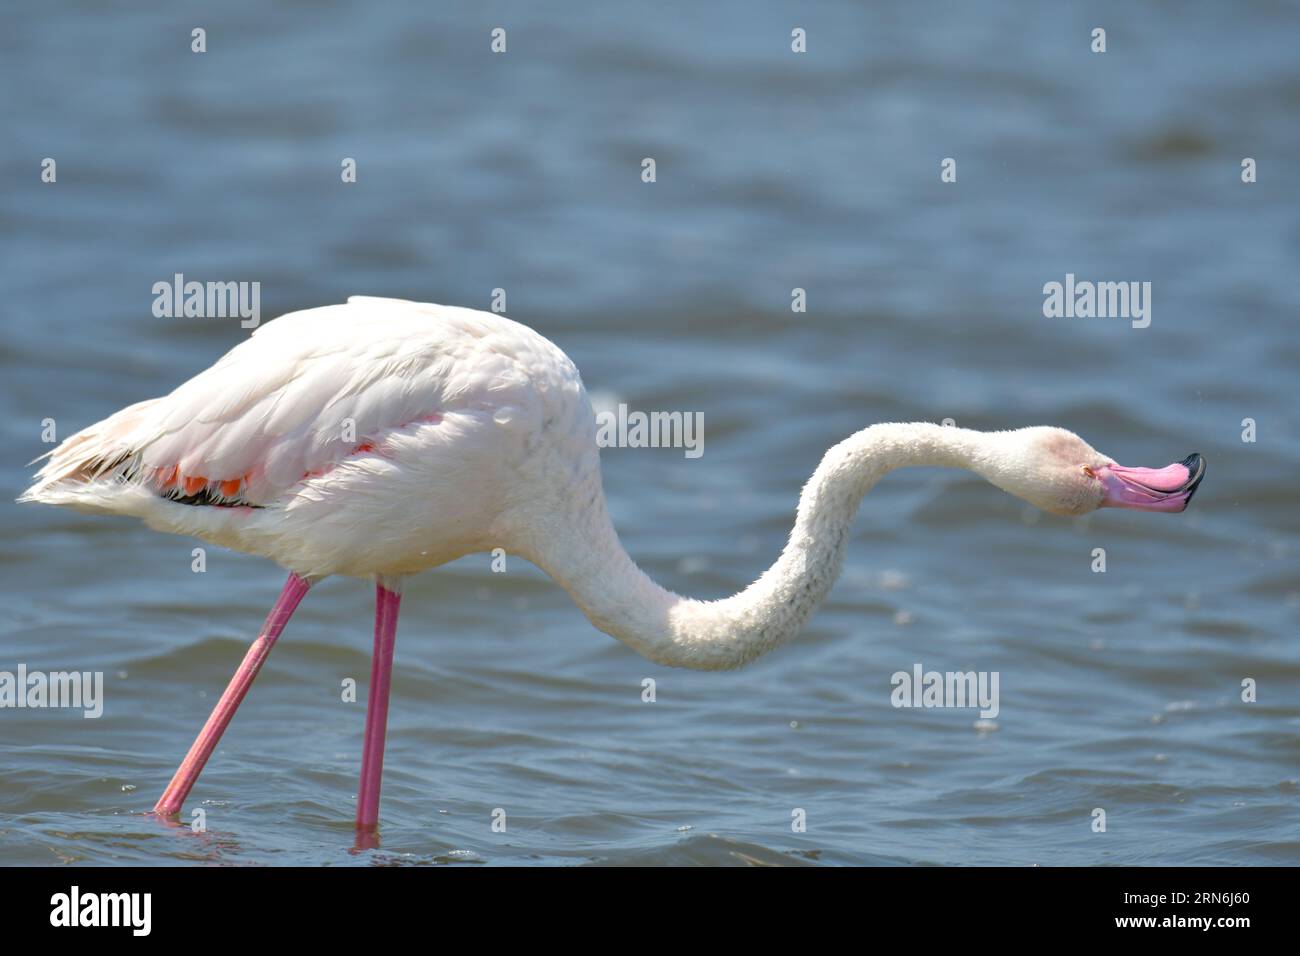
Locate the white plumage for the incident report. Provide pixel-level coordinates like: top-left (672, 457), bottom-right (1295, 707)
top-left (23, 297), bottom-right (595, 580)
top-left (23, 294), bottom-right (1202, 671)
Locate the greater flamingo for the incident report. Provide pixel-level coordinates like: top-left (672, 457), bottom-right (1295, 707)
top-left (20, 297), bottom-right (1206, 832)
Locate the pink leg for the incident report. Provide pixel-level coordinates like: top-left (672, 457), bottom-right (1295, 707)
top-left (154, 572), bottom-right (312, 816)
top-left (356, 579), bottom-right (403, 831)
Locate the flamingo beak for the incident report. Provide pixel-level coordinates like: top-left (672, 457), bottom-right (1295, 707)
top-left (1089, 453), bottom-right (1206, 512)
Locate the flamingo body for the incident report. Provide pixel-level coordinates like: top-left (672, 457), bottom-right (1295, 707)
top-left (20, 296), bottom-right (1205, 832)
top-left (23, 297), bottom-right (595, 580)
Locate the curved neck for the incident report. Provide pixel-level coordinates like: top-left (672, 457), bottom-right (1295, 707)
top-left (532, 423), bottom-right (1000, 671)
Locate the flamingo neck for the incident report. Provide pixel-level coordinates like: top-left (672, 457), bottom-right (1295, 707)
top-left (534, 422), bottom-right (996, 671)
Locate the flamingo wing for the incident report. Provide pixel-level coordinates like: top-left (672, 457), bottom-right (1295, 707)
top-left (22, 297), bottom-right (558, 509)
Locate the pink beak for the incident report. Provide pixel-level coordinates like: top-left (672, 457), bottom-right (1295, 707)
top-left (1094, 453), bottom-right (1205, 512)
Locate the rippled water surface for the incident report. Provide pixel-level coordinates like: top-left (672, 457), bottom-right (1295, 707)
top-left (1, 2), bottom-right (1298, 865)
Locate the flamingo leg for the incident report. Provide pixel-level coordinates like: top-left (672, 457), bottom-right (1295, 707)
top-left (153, 572), bottom-right (312, 816)
top-left (356, 579), bottom-right (402, 831)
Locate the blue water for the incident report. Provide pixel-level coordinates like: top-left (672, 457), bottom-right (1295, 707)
top-left (1, 1), bottom-right (1298, 865)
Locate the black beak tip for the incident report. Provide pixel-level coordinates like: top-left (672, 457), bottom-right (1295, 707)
top-left (1180, 452), bottom-right (1206, 505)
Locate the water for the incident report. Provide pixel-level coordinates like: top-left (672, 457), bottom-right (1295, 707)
top-left (1, 1), bottom-right (1298, 866)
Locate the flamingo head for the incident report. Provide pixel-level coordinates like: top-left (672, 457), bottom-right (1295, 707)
top-left (992, 427), bottom-right (1206, 517)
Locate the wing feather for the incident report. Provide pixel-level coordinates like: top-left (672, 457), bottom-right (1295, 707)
top-left (22, 298), bottom-right (571, 507)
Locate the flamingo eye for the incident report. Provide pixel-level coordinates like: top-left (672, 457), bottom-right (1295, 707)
top-left (1082, 466), bottom-right (1098, 478)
